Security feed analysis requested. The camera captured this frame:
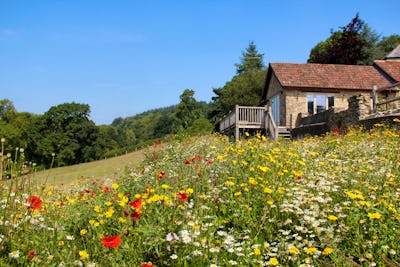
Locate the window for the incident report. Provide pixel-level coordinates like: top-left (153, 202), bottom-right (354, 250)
top-left (307, 94), bottom-right (334, 115)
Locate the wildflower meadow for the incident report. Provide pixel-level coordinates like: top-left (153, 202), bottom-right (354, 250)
top-left (0, 123), bottom-right (399, 266)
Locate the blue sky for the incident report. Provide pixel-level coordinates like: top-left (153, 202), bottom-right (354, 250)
top-left (1, 1), bottom-right (399, 125)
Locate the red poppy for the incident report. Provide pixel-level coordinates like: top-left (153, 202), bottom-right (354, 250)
top-left (157, 171), bottom-right (166, 180)
top-left (177, 192), bottom-right (188, 202)
top-left (129, 199), bottom-right (142, 209)
top-left (206, 158), bottom-right (213, 164)
top-left (28, 250), bottom-right (35, 260)
top-left (192, 155), bottom-right (202, 162)
top-left (140, 263), bottom-right (154, 267)
top-left (26, 196), bottom-right (42, 210)
top-left (185, 159), bottom-right (191, 165)
top-left (333, 127), bottom-right (339, 135)
top-left (104, 187), bottom-right (110, 193)
top-left (101, 235), bottom-right (122, 249)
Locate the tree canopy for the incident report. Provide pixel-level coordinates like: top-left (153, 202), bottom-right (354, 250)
top-left (235, 41), bottom-right (265, 74)
top-left (308, 14), bottom-right (380, 65)
top-left (27, 103), bottom-right (100, 167)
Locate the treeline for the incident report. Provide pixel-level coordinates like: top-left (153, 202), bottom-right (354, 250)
top-left (0, 93), bottom-right (212, 168)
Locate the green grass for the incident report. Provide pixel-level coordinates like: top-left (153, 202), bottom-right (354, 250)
top-left (31, 149), bottom-right (145, 188)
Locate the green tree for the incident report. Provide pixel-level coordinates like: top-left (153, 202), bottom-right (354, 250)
top-left (308, 14), bottom-right (379, 65)
top-left (187, 118), bottom-right (213, 136)
top-left (0, 99), bottom-right (17, 122)
top-left (373, 34), bottom-right (400, 59)
top-left (175, 89), bottom-right (204, 130)
top-left (235, 41), bottom-right (265, 74)
top-left (30, 103), bottom-right (101, 167)
top-left (153, 113), bottom-right (180, 138)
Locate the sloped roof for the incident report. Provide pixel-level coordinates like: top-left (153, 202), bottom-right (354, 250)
top-left (269, 62), bottom-right (392, 90)
top-left (385, 44), bottom-right (400, 59)
top-left (374, 60), bottom-right (400, 82)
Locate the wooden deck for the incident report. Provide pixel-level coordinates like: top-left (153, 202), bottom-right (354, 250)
top-left (219, 105), bottom-right (283, 140)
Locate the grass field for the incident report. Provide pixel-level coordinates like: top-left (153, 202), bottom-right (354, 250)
top-left (31, 149), bottom-right (144, 189)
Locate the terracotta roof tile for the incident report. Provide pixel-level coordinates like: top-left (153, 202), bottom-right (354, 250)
top-left (374, 60), bottom-right (400, 82)
top-left (270, 62), bottom-right (392, 90)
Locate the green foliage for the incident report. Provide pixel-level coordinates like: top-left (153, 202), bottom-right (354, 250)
top-left (235, 41), bottom-right (265, 74)
top-left (210, 70), bottom-right (266, 125)
top-left (308, 14), bottom-right (383, 65)
top-left (373, 34), bottom-right (400, 59)
top-left (29, 103), bottom-right (101, 167)
top-left (186, 118), bottom-right (213, 136)
top-left (0, 99), bottom-right (16, 122)
top-left (175, 89), bottom-right (209, 131)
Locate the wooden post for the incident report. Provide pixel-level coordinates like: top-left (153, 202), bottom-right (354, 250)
top-left (372, 85), bottom-right (377, 113)
top-left (234, 105), bottom-right (239, 140)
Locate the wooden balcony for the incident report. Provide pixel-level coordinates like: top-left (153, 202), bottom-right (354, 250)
top-left (219, 105), bottom-right (282, 140)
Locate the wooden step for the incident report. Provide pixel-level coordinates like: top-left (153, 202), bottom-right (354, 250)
top-left (278, 127), bottom-right (291, 139)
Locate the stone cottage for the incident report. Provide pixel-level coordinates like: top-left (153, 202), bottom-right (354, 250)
top-left (260, 57), bottom-right (400, 130)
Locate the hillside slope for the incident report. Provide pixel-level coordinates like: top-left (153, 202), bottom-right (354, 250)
top-left (32, 149), bottom-right (145, 188)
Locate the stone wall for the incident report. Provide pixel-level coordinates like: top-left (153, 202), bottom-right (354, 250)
top-left (292, 95), bottom-right (371, 138)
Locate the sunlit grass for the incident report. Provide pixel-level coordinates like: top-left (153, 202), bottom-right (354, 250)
top-left (0, 123), bottom-right (399, 266)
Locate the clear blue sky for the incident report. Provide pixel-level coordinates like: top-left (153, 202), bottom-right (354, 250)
top-left (1, 1), bottom-right (399, 125)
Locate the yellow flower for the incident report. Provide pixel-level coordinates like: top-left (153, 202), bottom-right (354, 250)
top-left (288, 246), bottom-right (299, 254)
top-left (305, 247), bottom-right (318, 255)
top-left (105, 207), bottom-right (115, 218)
top-left (94, 206), bottom-right (101, 213)
top-left (79, 250), bottom-right (89, 260)
top-left (80, 229), bottom-right (87, 236)
top-left (105, 201), bottom-right (112, 207)
top-left (234, 191), bottom-right (242, 197)
top-left (119, 196), bottom-right (129, 206)
top-left (258, 166), bottom-right (269, 173)
top-left (161, 184), bottom-right (170, 189)
top-left (292, 170), bottom-right (303, 177)
top-left (225, 181), bottom-right (235, 186)
top-left (393, 118), bottom-right (400, 123)
top-left (186, 188), bottom-right (194, 194)
top-left (249, 177), bottom-right (258, 185)
top-left (119, 217), bottom-right (127, 223)
top-left (112, 183), bottom-right (119, 189)
top-left (269, 257), bottom-right (279, 266)
top-left (322, 247), bottom-right (333, 256)
top-left (58, 241), bottom-right (64, 246)
top-left (368, 212), bottom-right (382, 219)
top-left (264, 187), bottom-right (273, 194)
top-left (254, 247), bottom-right (261, 256)
top-left (328, 215), bottom-right (338, 221)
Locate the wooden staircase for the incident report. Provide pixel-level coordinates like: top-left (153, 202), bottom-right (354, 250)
top-left (278, 127), bottom-right (291, 139)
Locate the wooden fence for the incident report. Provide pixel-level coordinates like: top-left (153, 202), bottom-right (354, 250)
top-left (372, 82), bottom-right (400, 113)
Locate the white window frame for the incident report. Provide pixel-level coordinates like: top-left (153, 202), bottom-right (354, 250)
top-left (307, 94), bottom-right (334, 115)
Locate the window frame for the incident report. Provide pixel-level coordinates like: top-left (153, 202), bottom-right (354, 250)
top-left (307, 94), bottom-right (335, 115)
